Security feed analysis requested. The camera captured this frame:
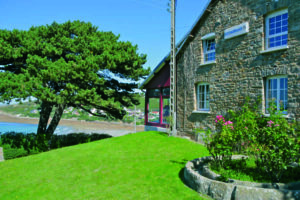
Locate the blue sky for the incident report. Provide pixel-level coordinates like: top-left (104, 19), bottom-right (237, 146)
top-left (0, 0), bottom-right (209, 70)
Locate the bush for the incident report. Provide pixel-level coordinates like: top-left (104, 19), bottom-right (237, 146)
top-left (50, 133), bottom-right (111, 149)
top-left (200, 101), bottom-right (300, 183)
top-left (248, 110), bottom-right (299, 182)
top-left (0, 132), bottom-right (112, 159)
top-left (1, 144), bottom-right (40, 160)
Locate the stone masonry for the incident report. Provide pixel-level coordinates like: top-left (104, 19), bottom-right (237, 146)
top-left (176, 0), bottom-right (300, 136)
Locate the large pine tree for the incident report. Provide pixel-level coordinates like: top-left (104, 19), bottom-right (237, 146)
top-left (0, 21), bottom-right (149, 143)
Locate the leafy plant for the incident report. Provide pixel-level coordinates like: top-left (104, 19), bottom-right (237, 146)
top-left (0, 132), bottom-right (112, 159)
top-left (200, 116), bottom-right (236, 169)
top-left (200, 99), bottom-right (299, 183)
top-left (249, 108), bottom-right (299, 183)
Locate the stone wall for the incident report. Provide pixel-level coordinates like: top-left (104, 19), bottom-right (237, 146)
top-left (176, 0), bottom-right (300, 136)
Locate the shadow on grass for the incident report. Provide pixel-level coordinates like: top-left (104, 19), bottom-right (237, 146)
top-left (170, 159), bottom-right (188, 165)
top-left (156, 132), bottom-right (169, 136)
top-left (169, 159), bottom-right (193, 189)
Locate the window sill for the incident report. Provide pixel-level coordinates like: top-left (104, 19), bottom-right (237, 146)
top-left (263, 113), bottom-right (289, 118)
top-left (260, 46), bottom-right (288, 54)
top-left (192, 110), bottom-right (211, 114)
top-left (200, 61), bottom-right (216, 66)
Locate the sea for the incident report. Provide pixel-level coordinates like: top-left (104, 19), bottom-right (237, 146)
top-left (0, 122), bottom-right (75, 135)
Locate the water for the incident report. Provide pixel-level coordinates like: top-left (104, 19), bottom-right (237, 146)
top-left (0, 122), bottom-right (75, 135)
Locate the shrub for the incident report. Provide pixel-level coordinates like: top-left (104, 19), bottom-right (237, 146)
top-left (202, 116), bottom-right (236, 169)
top-left (200, 101), bottom-right (300, 183)
top-left (0, 132), bottom-right (112, 159)
top-left (248, 110), bottom-right (300, 182)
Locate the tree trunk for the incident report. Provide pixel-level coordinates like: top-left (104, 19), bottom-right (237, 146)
top-left (45, 104), bottom-right (66, 140)
top-left (37, 102), bottom-right (53, 151)
top-left (37, 102), bottom-right (53, 135)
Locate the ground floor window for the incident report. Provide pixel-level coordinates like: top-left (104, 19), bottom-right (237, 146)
top-left (146, 88), bottom-right (170, 127)
top-left (148, 98), bottom-right (160, 123)
top-left (197, 83), bottom-right (210, 111)
top-left (266, 76), bottom-right (288, 113)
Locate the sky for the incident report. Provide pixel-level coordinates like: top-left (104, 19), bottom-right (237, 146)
top-left (0, 0), bottom-right (210, 70)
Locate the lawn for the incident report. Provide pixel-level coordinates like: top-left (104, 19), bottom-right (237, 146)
top-left (0, 131), bottom-right (210, 200)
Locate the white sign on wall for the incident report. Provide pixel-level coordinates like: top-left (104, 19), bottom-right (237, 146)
top-left (224, 22), bottom-right (249, 40)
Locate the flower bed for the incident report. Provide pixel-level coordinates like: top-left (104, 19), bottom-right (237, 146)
top-left (184, 156), bottom-right (300, 200)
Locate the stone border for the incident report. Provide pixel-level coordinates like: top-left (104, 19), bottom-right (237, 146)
top-left (0, 147), bottom-right (4, 162)
top-left (184, 156), bottom-right (300, 200)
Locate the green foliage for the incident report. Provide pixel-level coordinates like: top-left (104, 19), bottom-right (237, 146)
top-left (248, 108), bottom-right (300, 182)
top-left (0, 132), bottom-right (39, 153)
top-left (198, 100), bottom-right (300, 183)
top-left (211, 157), bottom-right (300, 183)
top-left (50, 133), bottom-right (111, 149)
top-left (201, 116), bottom-right (236, 169)
top-left (0, 20), bottom-right (150, 136)
top-left (1, 144), bottom-right (39, 160)
top-left (0, 132), bottom-right (112, 159)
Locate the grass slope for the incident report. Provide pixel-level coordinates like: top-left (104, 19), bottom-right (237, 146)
top-left (0, 131), bottom-right (210, 200)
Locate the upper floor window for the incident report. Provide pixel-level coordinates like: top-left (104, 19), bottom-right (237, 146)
top-left (266, 76), bottom-right (288, 114)
top-left (265, 9), bottom-right (288, 50)
top-left (196, 83), bottom-right (210, 111)
top-left (201, 33), bottom-right (215, 64)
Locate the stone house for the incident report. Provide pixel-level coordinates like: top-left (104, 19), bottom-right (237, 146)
top-left (141, 0), bottom-right (300, 136)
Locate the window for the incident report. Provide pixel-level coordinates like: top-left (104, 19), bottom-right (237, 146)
top-left (201, 33), bottom-right (216, 64)
top-left (148, 98), bottom-right (160, 123)
top-left (196, 83), bottom-right (210, 111)
top-left (266, 76), bottom-right (288, 114)
top-left (265, 9), bottom-right (288, 49)
top-left (146, 88), bottom-right (170, 125)
top-left (203, 39), bottom-right (216, 63)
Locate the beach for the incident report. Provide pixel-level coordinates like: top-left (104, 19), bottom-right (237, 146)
top-left (0, 111), bottom-right (144, 137)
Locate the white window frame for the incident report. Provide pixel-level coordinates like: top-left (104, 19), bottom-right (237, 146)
top-left (265, 9), bottom-right (288, 50)
top-left (196, 83), bottom-right (210, 111)
top-left (201, 33), bottom-right (216, 64)
top-left (266, 75), bottom-right (288, 114)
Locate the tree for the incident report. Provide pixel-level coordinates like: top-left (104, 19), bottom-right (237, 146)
top-left (0, 21), bottom-right (149, 147)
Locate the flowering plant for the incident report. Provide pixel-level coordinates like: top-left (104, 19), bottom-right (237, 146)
top-left (201, 99), bottom-right (299, 183)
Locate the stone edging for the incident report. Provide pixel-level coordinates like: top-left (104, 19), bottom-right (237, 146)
top-left (0, 147), bottom-right (4, 162)
top-left (184, 156), bottom-right (300, 200)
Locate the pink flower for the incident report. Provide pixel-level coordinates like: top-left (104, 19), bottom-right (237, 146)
top-left (267, 120), bottom-right (274, 127)
top-left (245, 126), bottom-right (248, 130)
top-left (216, 115), bottom-right (224, 121)
top-left (224, 121), bottom-right (233, 126)
top-left (275, 124), bottom-right (279, 127)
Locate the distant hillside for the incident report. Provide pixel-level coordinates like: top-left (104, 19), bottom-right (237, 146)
top-left (0, 94), bottom-right (145, 124)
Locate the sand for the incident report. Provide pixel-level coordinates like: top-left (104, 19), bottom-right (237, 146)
top-left (0, 111), bottom-right (145, 137)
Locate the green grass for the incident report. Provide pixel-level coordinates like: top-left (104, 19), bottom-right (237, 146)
top-left (0, 131), bottom-right (210, 200)
top-left (211, 158), bottom-right (300, 183)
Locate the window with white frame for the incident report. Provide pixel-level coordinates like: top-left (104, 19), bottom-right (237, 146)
top-left (201, 33), bottom-right (216, 63)
top-left (196, 83), bottom-right (210, 111)
top-left (266, 76), bottom-right (288, 114)
top-left (265, 9), bottom-right (288, 49)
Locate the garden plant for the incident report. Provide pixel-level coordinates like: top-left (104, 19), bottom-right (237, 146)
top-left (201, 100), bottom-right (300, 184)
